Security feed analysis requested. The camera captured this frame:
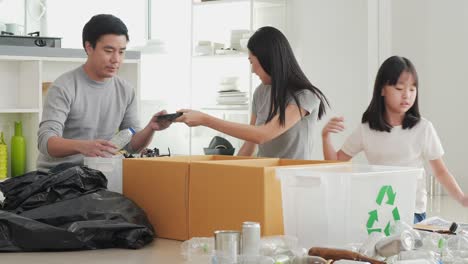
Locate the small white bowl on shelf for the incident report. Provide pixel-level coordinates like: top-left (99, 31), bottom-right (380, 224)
top-left (220, 76), bottom-right (239, 85)
top-left (194, 40), bottom-right (212, 55)
top-left (218, 83), bottom-right (238, 92)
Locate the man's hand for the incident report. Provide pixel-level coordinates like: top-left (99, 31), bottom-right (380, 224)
top-left (77, 140), bottom-right (118, 157)
top-left (148, 110), bottom-right (172, 131)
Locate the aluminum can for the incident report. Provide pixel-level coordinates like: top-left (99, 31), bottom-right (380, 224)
top-left (241, 221), bottom-right (261, 256)
top-left (214, 230), bottom-right (241, 264)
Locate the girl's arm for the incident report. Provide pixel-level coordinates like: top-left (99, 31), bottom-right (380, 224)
top-left (430, 158), bottom-right (468, 206)
top-left (237, 114), bottom-right (258, 156)
top-left (322, 117), bottom-right (352, 161)
top-left (176, 104), bottom-right (306, 144)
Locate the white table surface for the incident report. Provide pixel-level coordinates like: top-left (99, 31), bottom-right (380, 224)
top-left (1, 238), bottom-right (185, 264)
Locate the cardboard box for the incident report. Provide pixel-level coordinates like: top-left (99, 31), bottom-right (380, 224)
top-left (123, 156), bottom-right (338, 240)
top-left (123, 155), bottom-right (255, 240)
top-left (188, 159), bottom-right (338, 238)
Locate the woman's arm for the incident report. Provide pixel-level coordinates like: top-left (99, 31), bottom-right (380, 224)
top-left (238, 141), bottom-right (257, 156)
top-left (429, 158), bottom-right (468, 206)
top-left (237, 114), bottom-right (258, 156)
top-left (177, 104), bottom-right (306, 144)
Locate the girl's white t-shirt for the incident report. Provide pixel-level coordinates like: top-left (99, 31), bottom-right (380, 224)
top-left (341, 117), bottom-right (444, 213)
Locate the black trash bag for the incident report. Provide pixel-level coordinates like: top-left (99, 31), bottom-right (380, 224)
top-left (1, 166), bottom-right (107, 213)
top-left (0, 165), bottom-right (154, 251)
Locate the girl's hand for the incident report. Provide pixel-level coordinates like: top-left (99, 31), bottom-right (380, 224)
top-left (322, 116), bottom-right (345, 139)
top-left (174, 109), bottom-right (209, 127)
top-left (460, 195), bottom-right (468, 207)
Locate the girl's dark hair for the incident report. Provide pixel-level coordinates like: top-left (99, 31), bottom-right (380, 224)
top-left (82, 14), bottom-right (129, 50)
top-left (247, 26), bottom-right (329, 126)
top-left (362, 55), bottom-right (420, 132)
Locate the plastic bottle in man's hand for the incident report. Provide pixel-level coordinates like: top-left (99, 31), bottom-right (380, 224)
top-left (110, 127), bottom-right (136, 150)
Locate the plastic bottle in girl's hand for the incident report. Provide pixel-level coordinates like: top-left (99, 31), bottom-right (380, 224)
top-left (110, 127), bottom-right (136, 150)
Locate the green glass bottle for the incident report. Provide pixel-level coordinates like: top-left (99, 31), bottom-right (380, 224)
top-left (11, 121), bottom-right (26, 177)
top-left (0, 131), bottom-right (7, 179)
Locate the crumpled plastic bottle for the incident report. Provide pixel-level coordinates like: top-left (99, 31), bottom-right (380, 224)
top-left (375, 230), bottom-right (415, 257)
top-left (260, 235), bottom-right (307, 260)
top-left (359, 232), bottom-right (386, 257)
top-left (390, 220), bottom-right (423, 249)
top-left (180, 237), bottom-right (214, 262)
top-left (421, 232), bottom-right (443, 252)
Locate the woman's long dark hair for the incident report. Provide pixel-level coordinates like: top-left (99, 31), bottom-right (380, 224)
top-left (247, 26), bottom-right (329, 126)
top-left (362, 56), bottom-right (421, 132)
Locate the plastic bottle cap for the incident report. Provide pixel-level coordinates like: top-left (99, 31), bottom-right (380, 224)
top-left (449, 222), bottom-right (458, 234)
top-left (128, 127), bottom-right (136, 135)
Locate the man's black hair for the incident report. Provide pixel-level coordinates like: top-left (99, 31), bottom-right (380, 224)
top-left (82, 14), bottom-right (129, 50)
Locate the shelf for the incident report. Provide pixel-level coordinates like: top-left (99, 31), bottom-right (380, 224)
top-left (190, 0), bottom-right (284, 155)
top-left (192, 53), bottom-right (248, 59)
top-left (193, 0), bottom-right (284, 7)
top-left (201, 105), bottom-right (249, 114)
top-left (0, 46), bottom-right (141, 60)
top-left (0, 48), bottom-right (140, 175)
top-left (193, 0), bottom-right (249, 6)
top-left (0, 109), bottom-right (40, 114)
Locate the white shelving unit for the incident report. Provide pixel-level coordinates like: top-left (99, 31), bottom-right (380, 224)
top-left (190, 0), bottom-right (286, 155)
top-left (0, 46), bottom-right (140, 177)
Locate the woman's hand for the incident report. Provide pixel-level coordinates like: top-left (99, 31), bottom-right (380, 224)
top-left (175, 109), bottom-right (210, 127)
top-left (322, 116), bottom-right (345, 139)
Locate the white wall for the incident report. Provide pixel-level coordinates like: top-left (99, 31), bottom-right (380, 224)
top-left (46, 0), bottom-right (146, 48)
top-left (391, 0), bottom-right (468, 192)
top-left (286, 0), bottom-right (372, 161)
top-left (139, 0), bottom-right (192, 155)
top-left (286, 0), bottom-right (468, 194)
top-left (0, 0), bottom-right (24, 30)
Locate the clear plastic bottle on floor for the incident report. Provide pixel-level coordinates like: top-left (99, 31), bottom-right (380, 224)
top-left (390, 221), bottom-right (423, 249)
top-left (446, 222), bottom-right (468, 259)
top-left (110, 127), bottom-right (136, 151)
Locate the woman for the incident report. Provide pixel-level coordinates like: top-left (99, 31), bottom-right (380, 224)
top-left (176, 26), bottom-right (329, 159)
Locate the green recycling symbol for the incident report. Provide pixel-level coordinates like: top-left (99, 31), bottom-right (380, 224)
top-left (366, 185), bottom-right (400, 236)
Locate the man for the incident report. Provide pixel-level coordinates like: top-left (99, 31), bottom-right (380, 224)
top-left (37, 14), bottom-right (170, 172)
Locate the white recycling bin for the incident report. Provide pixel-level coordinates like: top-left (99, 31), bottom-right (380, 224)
top-left (84, 156), bottom-right (124, 193)
top-left (276, 163), bottom-right (423, 248)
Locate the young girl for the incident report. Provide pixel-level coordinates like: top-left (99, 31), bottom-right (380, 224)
top-left (176, 26), bottom-right (329, 160)
top-left (322, 56), bottom-right (468, 223)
